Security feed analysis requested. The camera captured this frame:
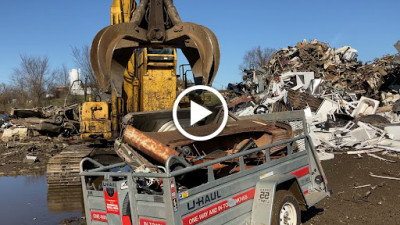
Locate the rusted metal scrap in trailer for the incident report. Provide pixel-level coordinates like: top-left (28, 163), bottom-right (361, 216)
top-left (80, 111), bottom-right (330, 225)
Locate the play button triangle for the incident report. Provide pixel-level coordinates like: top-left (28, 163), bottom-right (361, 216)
top-left (190, 101), bottom-right (212, 126)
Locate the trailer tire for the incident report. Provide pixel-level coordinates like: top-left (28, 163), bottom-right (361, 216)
top-left (122, 194), bottom-right (131, 216)
top-left (271, 190), bottom-right (300, 225)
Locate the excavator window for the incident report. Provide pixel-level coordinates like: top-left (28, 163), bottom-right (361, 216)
top-left (147, 48), bottom-right (174, 62)
top-left (147, 48), bottom-right (173, 55)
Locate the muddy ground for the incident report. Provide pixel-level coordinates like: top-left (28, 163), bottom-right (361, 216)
top-left (303, 153), bottom-right (400, 225)
top-left (0, 136), bottom-right (66, 176)
top-left (0, 136), bottom-right (118, 177)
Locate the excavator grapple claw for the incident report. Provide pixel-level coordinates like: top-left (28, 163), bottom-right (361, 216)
top-left (91, 0), bottom-right (220, 96)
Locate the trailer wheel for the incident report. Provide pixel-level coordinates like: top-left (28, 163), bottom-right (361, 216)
top-left (271, 190), bottom-right (300, 225)
top-left (122, 194), bottom-right (131, 216)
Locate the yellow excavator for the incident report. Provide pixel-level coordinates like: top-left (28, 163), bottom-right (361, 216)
top-left (80, 0), bottom-right (178, 141)
top-left (83, 0), bottom-right (219, 140)
top-left (47, 0), bottom-right (220, 186)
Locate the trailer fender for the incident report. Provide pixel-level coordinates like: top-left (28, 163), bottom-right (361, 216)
top-left (250, 174), bottom-right (305, 225)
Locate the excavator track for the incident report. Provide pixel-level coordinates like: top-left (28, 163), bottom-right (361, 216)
top-left (46, 145), bottom-right (93, 187)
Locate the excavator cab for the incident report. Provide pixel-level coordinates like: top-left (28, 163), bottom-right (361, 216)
top-left (80, 99), bottom-right (112, 140)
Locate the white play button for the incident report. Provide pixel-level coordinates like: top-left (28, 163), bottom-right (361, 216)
top-left (173, 85), bottom-right (229, 141)
top-left (190, 101), bottom-right (212, 126)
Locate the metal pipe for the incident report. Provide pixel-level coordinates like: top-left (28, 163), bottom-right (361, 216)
top-left (79, 157), bottom-right (104, 173)
top-left (179, 64), bottom-right (190, 88)
top-left (123, 125), bottom-right (179, 164)
top-left (89, 162), bottom-right (127, 172)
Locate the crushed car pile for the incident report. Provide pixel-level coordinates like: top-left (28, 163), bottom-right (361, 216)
top-left (0, 105), bottom-right (80, 176)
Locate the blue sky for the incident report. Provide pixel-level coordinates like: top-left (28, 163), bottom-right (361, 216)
top-left (0, 0), bottom-right (399, 89)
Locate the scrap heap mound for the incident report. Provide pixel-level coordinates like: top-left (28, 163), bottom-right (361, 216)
top-left (228, 39), bottom-right (400, 112)
top-left (227, 40), bottom-right (400, 160)
top-left (265, 39), bottom-right (400, 100)
top-left (267, 40), bottom-right (360, 79)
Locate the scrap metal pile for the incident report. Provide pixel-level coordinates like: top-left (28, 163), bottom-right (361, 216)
top-left (110, 111), bottom-right (299, 192)
top-left (118, 119), bottom-right (293, 172)
top-left (227, 40), bottom-right (400, 160)
top-left (0, 105), bottom-right (81, 174)
top-left (1, 105), bottom-right (80, 141)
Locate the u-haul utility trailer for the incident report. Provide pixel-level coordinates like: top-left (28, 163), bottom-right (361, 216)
top-left (80, 111), bottom-right (330, 225)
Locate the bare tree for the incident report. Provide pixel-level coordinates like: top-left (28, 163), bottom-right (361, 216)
top-left (0, 83), bottom-right (14, 110)
top-left (240, 46), bottom-right (276, 71)
top-left (71, 45), bottom-right (99, 95)
top-left (12, 55), bottom-right (54, 106)
top-left (58, 64), bottom-right (69, 87)
top-left (11, 67), bottom-right (29, 104)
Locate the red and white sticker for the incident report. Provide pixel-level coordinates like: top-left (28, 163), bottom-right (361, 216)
top-left (91, 211), bottom-right (107, 222)
top-left (104, 189), bottom-right (120, 215)
top-left (182, 189), bottom-right (255, 225)
top-left (171, 179), bottom-right (178, 212)
top-left (139, 218), bottom-right (167, 225)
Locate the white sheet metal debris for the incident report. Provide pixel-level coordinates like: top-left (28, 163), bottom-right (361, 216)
top-left (1, 127), bottom-right (28, 142)
top-left (384, 125), bottom-right (400, 140)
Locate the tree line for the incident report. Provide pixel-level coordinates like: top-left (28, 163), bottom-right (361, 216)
top-left (0, 45), bottom-right (276, 110)
top-left (0, 46), bottom-right (98, 110)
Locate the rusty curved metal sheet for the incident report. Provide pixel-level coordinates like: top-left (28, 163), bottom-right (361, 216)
top-left (90, 0), bottom-right (220, 96)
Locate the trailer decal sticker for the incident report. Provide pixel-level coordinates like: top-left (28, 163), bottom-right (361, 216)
top-left (260, 171), bottom-right (274, 179)
top-left (187, 191), bottom-right (222, 210)
top-left (257, 188), bottom-right (271, 204)
top-left (104, 189), bottom-right (120, 215)
top-left (122, 215), bottom-right (132, 225)
top-left (182, 188), bottom-right (255, 225)
top-left (91, 211), bottom-right (107, 222)
top-left (179, 191), bottom-right (189, 200)
top-left (171, 179), bottom-right (178, 211)
top-left (139, 218), bottom-right (166, 225)
top-left (290, 166), bottom-right (310, 178)
top-left (121, 181), bottom-right (128, 190)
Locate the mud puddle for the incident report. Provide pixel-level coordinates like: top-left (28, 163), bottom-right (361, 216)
top-left (0, 175), bottom-right (83, 225)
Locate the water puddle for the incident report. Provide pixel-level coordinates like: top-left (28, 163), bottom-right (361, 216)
top-left (0, 175), bottom-right (83, 225)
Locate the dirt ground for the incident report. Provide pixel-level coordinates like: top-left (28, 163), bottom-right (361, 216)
top-left (303, 153), bottom-right (400, 225)
top-left (0, 135), bottom-right (120, 177)
top-left (0, 136), bottom-right (66, 176)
